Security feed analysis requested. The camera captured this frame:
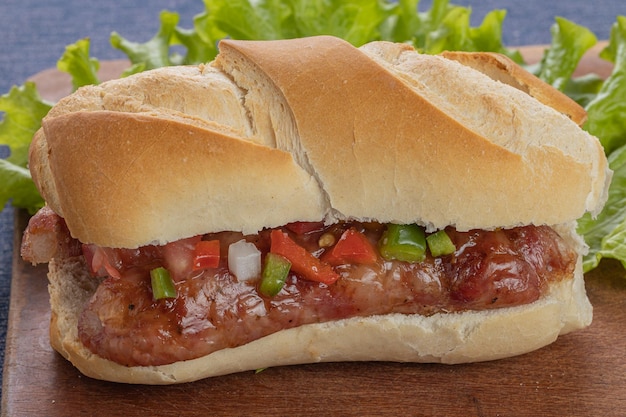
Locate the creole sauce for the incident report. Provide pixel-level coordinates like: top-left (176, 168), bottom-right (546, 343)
top-left (76, 222), bottom-right (576, 367)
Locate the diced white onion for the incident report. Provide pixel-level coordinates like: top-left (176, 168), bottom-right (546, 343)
top-left (228, 239), bottom-right (262, 282)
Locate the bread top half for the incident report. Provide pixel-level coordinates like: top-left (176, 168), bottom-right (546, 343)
top-left (31, 36), bottom-right (611, 248)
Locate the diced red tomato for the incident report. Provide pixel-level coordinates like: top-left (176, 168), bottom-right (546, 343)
top-left (192, 240), bottom-right (221, 270)
top-left (270, 229), bottom-right (340, 285)
top-left (322, 228), bottom-right (378, 266)
top-left (285, 221), bottom-right (325, 235)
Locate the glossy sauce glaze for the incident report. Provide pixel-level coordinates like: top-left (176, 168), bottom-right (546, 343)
top-left (76, 222), bottom-right (576, 367)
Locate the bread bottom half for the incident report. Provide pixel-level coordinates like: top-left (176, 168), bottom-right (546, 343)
top-left (47, 224), bottom-right (592, 385)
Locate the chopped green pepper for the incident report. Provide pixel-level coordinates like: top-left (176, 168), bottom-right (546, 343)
top-left (150, 267), bottom-right (177, 300)
top-left (259, 252), bottom-right (292, 297)
top-left (378, 224), bottom-right (427, 263)
top-left (426, 230), bottom-right (456, 257)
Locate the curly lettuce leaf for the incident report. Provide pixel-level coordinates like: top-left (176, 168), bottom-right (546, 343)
top-left (202, 0), bottom-right (390, 45)
top-left (0, 83), bottom-right (51, 167)
top-left (584, 16), bottom-right (626, 155)
top-left (562, 73), bottom-right (605, 108)
top-left (109, 0), bottom-right (518, 67)
top-left (110, 0), bottom-right (514, 66)
top-left (56, 38), bottom-right (101, 91)
top-left (0, 160), bottom-right (44, 214)
top-left (376, 0), bottom-right (419, 43)
top-left (289, 0), bottom-right (390, 45)
top-left (535, 17), bottom-right (598, 90)
top-left (204, 0), bottom-right (294, 40)
top-left (0, 82), bottom-right (50, 213)
top-left (110, 10), bottom-right (180, 76)
top-left (577, 15), bottom-right (626, 271)
top-left (380, 0), bottom-right (520, 61)
top-left (111, 7), bottom-right (229, 71)
top-left (171, 8), bottom-right (225, 65)
top-left (578, 144), bottom-right (626, 272)
top-left (532, 17), bottom-right (602, 110)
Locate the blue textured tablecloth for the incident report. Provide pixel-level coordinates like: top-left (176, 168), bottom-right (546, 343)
top-left (1, 0), bottom-right (624, 393)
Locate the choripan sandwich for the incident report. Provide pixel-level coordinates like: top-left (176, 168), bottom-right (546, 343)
top-left (20, 36), bottom-right (611, 384)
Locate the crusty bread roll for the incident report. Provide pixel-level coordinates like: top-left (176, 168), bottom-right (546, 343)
top-left (28, 36), bottom-right (610, 384)
top-left (33, 36), bottom-right (610, 248)
top-left (32, 111), bottom-right (326, 248)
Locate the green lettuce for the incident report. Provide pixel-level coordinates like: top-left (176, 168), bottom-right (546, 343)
top-left (577, 16), bottom-right (626, 271)
top-left (173, 8), bottom-right (225, 65)
top-left (0, 82), bottom-right (51, 214)
top-left (584, 16), bottom-right (626, 155)
top-left (108, 0), bottom-right (516, 69)
top-left (535, 17), bottom-right (598, 90)
top-left (578, 144), bottom-right (626, 272)
top-left (57, 38), bottom-right (101, 91)
top-left (110, 10), bottom-right (181, 76)
top-left (1, 0), bottom-right (626, 275)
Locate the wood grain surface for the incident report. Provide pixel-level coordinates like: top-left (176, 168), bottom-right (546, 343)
top-left (2, 45), bottom-right (625, 417)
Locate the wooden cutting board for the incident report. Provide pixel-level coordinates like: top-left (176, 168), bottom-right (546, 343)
top-left (3, 45), bottom-right (625, 417)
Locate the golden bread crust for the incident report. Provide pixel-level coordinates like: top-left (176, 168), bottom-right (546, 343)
top-left (215, 36), bottom-right (609, 232)
top-left (40, 111), bottom-right (325, 247)
top-left (32, 37), bottom-right (610, 247)
top-left (32, 36), bottom-right (610, 246)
